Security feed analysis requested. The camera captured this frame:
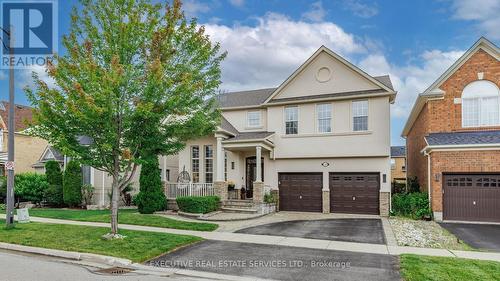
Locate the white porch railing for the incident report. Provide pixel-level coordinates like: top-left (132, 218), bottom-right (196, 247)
top-left (165, 183), bottom-right (214, 199)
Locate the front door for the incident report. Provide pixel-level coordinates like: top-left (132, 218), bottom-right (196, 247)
top-left (245, 156), bottom-right (264, 198)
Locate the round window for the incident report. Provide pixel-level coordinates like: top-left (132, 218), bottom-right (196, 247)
top-left (316, 67), bottom-right (332, 83)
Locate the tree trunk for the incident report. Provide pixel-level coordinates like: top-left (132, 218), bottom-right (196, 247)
top-left (110, 177), bottom-right (120, 235)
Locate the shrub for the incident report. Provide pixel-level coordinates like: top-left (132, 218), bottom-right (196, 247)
top-left (14, 173), bottom-right (49, 205)
top-left (81, 184), bottom-right (94, 206)
top-left (44, 160), bottom-right (64, 206)
top-left (0, 176), bottom-right (6, 203)
top-left (176, 196), bottom-right (220, 214)
top-left (392, 192), bottom-right (432, 220)
top-left (407, 176), bottom-right (421, 193)
top-left (135, 156), bottom-right (166, 214)
top-left (63, 160), bottom-right (83, 207)
top-left (264, 193), bottom-right (277, 204)
top-left (0, 203), bottom-right (4, 210)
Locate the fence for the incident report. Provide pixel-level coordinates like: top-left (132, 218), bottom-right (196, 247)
top-left (165, 183), bottom-right (214, 199)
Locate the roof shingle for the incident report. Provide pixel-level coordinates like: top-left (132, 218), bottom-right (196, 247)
top-left (391, 146), bottom-right (406, 157)
top-left (0, 101), bottom-right (34, 132)
top-left (425, 131), bottom-right (500, 146)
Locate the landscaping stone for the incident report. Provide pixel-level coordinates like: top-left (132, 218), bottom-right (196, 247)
top-left (389, 217), bottom-right (470, 250)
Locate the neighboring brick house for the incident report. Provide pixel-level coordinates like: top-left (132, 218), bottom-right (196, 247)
top-left (390, 146), bottom-right (406, 183)
top-left (0, 101), bottom-right (48, 175)
top-left (402, 37), bottom-right (500, 223)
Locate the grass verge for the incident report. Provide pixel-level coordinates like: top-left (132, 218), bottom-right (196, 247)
top-left (10, 208), bottom-right (218, 231)
top-left (400, 254), bottom-right (500, 281)
top-left (0, 219), bottom-right (201, 263)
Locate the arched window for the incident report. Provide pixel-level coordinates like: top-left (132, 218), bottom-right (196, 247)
top-left (462, 80), bottom-right (500, 127)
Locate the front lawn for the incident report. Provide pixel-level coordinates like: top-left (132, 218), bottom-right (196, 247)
top-left (16, 208), bottom-right (218, 231)
top-left (400, 254), bottom-right (500, 281)
top-left (0, 219), bottom-right (201, 262)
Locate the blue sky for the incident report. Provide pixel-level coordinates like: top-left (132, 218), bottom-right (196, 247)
top-left (1, 0), bottom-right (499, 146)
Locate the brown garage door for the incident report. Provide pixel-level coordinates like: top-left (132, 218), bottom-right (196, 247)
top-left (279, 173), bottom-right (322, 212)
top-left (330, 173), bottom-right (380, 215)
top-left (443, 174), bottom-right (500, 222)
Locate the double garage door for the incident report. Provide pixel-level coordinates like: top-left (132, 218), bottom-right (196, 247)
top-left (279, 172), bottom-right (380, 214)
top-left (443, 173), bottom-right (500, 222)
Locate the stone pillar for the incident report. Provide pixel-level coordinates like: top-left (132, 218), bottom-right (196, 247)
top-left (322, 190), bottom-right (330, 214)
top-left (253, 181), bottom-right (264, 204)
top-left (216, 137), bottom-right (224, 182)
top-left (379, 192), bottom-right (390, 216)
top-left (256, 146), bottom-right (262, 182)
top-left (214, 181), bottom-right (228, 201)
top-left (271, 189), bottom-right (279, 211)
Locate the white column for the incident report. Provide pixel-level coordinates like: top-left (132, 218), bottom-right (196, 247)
top-left (256, 146), bottom-right (262, 182)
top-left (216, 137), bottom-right (224, 182)
top-left (162, 156), bottom-right (167, 182)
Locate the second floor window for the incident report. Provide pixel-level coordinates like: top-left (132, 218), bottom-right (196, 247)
top-left (191, 146), bottom-right (200, 183)
top-left (205, 145), bottom-right (213, 183)
top-left (352, 100), bottom-right (368, 131)
top-left (285, 106), bottom-right (298, 135)
top-left (317, 103), bottom-right (332, 133)
top-left (462, 80), bottom-right (500, 127)
top-left (247, 111), bottom-right (261, 127)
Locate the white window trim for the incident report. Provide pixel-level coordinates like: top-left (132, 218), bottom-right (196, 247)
top-left (204, 145), bottom-right (213, 183)
top-left (462, 97), bottom-right (500, 128)
top-left (351, 100), bottom-right (369, 132)
top-left (246, 110), bottom-right (262, 128)
top-left (316, 103), bottom-right (333, 133)
top-left (191, 145), bottom-right (200, 183)
top-left (283, 105), bottom-right (299, 135)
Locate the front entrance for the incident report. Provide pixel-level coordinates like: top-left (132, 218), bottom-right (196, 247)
top-left (245, 156), bottom-right (264, 198)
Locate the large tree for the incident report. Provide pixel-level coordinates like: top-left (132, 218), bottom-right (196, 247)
top-left (26, 0), bottom-right (225, 237)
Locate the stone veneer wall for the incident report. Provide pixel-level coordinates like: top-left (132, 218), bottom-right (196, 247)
top-left (379, 192), bottom-right (390, 216)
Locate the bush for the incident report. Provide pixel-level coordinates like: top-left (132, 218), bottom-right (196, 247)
top-left (63, 160), bottom-right (83, 207)
top-left (0, 203), bottom-right (5, 210)
top-left (14, 173), bottom-right (49, 204)
top-left (264, 193), bottom-right (277, 204)
top-left (81, 184), bottom-right (94, 206)
top-left (135, 156), bottom-right (166, 214)
top-left (392, 192), bottom-right (432, 220)
top-left (176, 196), bottom-right (220, 214)
top-left (407, 176), bottom-right (421, 193)
top-left (44, 160), bottom-right (64, 206)
top-left (0, 176), bottom-right (6, 203)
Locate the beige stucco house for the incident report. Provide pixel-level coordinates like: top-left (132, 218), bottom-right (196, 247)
top-left (173, 46), bottom-right (396, 215)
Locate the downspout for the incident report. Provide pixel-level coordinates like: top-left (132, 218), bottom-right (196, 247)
top-left (423, 150), bottom-right (432, 211)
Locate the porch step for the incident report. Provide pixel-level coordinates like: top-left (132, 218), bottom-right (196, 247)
top-left (220, 207), bottom-right (259, 214)
top-left (223, 200), bottom-right (255, 208)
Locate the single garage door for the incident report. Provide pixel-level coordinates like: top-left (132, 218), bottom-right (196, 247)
top-left (330, 173), bottom-right (380, 215)
top-left (443, 174), bottom-right (500, 222)
top-left (279, 173), bottom-right (323, 212)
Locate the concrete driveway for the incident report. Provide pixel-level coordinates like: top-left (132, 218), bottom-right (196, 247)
top-left (235, 218), bottom-right (386, 244)
top-left (440, 223), bottom-right (500, 252)
top-left (148, 240), bottom-right (400, 281)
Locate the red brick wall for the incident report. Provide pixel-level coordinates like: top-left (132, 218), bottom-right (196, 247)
top-left (406, 104), bottom-right (429, 190)
top-left (430, 150), bottom-right (500, 211)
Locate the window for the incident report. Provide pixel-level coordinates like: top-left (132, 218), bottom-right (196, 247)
top-left (224, 151), bottom-right (228, 181)
top-left (204, 145), bottom-right (213, 183)
top-left (352, 100), bottom-right (368, 131)
top-left (285, 106), bottom-right (298, 135)
top-left (247, 111), bottom-right (261, 127)
top-left (82, 165), bottom-right (91, 185)
top-left (317, 103), bottom-right (332, 133)
top-left (166, 169), bottom-right (170, 181)
top-left (402, 165), bottom-right (406, 172)
top-left (462, 80), bottom-right (500, 127)
top-left (390, 159), bottom-right (396, 170)
top-left (191, 146), bottom-right (200, 183)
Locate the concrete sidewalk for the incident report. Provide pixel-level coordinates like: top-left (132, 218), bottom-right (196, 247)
top-left (2, 214), bottom-right (500, 262)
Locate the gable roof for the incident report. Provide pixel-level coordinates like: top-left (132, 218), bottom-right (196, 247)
top-left (216, 88), bottom-right (275, 108)
top-left (391, 146), bottom-right (406, 157)
top-left (402, 37), bottom-right (500, 137)
top-left (0, 101), bottom-right (34, 132)
top-left (425, 131), bottom-right (500, 146)
top-left (263, 45), bottom-right (396, 104)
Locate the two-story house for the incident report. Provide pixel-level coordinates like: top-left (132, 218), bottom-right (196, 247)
top-left (403, 37), bottom-right (500, 223)
top-left (174, 46), bottom-right (396, 215)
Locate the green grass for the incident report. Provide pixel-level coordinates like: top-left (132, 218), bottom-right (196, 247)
top-left (11, 208), bottom-right (218, 231)
top-left (400, 254), bottom-right (500, 281)
top-left (0, 219), bottom-right (201, 262)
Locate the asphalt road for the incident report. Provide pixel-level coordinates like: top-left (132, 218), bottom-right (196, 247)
top-left (440, 223), bottom-right (500, 252)
top-left (0, 250), bottom-right (203, 281)
top-left (149, 240), bottom-right (400, 281)
top-left (235, 218), bottom-right (386, 244)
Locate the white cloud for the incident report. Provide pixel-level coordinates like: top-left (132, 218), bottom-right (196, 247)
top-left (183, 0), bottom-right (211, 17)
top-left (342, 0), bottom-right (378, 18)
top-left (204, 13), bottom-right (366, 91)
top-left (359, 50), bottom-right (464, 118)
top-left (450, 0), bottom-right (500, 39)
top-left (302, 1), bottom-right (327, 22)
top-left (228, 0), bottom-right (245, 8)
top-left (19, 64), bottom-right (56, 90)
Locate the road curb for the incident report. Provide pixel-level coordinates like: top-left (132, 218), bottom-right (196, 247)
top-left (0, 242), bottom-right (132, 267)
